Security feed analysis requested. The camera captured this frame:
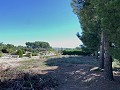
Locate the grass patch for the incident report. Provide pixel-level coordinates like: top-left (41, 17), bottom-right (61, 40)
top-left (46, 56), bottom-right (98, 67)
top-left (16, 59), bottom-right (47, 71)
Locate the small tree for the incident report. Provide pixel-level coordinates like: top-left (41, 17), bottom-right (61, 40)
top-left (17, 49), bottom-right (23, 58)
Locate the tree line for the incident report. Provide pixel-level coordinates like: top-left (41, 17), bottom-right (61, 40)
top-left (0, 41), bottom-right (52, 57)
top-left (71, 0), bottom-right (120, 80)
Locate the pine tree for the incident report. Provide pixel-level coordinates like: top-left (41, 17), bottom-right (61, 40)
top-left (71, 0), bottom-right (120, 80)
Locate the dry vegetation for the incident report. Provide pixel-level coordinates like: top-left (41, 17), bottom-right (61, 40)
top-left (0, 56), bottom-right (120, 90)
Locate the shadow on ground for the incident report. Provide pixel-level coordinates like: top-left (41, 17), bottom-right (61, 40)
top-left (0, 56), bottom-right (120, 90)
top-left (44, 56), bottom-right (120, 90)
top-left (0, 70), bottom-right (59, 90)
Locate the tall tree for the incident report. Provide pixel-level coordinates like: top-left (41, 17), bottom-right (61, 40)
top-left (93, 0), bottom-right (120, 80)
top-left (71, 0), bottom-right (102, 61)
top-left (71, 0), bottom-right (120, 80)
top-left (25, 41), bottom-right (51, 52)
top-left (99, 31), bottom-right (104, 69)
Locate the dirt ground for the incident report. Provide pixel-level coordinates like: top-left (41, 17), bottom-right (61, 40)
top-left (0, 56), bottom-right (120, 90)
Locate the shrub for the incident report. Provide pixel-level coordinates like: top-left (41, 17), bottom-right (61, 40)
top-left (0, 51), bottom-right (3, 57)
top-left (32, 52), bottom-right (38, 56)
top-left (2, 49), bottom-right (9, 53)
top-left (62, 50), bottom-right (91, 56)
top-left (17, 49), bottom-right (23, 58)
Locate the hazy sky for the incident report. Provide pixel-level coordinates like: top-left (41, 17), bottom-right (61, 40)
top-left (0, 0), bottom-right (82, 48)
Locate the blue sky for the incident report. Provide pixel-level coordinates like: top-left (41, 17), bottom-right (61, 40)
top-left (0, 0), bottom-right (82, 48)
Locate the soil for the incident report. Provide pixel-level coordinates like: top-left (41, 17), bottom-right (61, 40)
top-left (0, 56), bottom-right (120, 90)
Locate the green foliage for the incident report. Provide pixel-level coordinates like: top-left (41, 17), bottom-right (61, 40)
top-left (17, 49), bottom-right (23, 58)
top-left (0, 51), bottom-right (3, 57)
top-left (75, 47), bottom-right (82, 50)
top-left (48, 47), bottom-right (54, 52)
top-left (72, 0), bottom-right (100, 54)
top-left (92, 0), bottom-right (120, 60)
top-left (0, 43), bottom-right (17, 54)
top-left (80, 32), bottom-right (100, 52)
top-left (1, 49), bottom-right (9, 53)
top-left (26, 41), bottom-right (51, 49)
top-left (17, 46), bottom-right (26, 54)
top-left (110, 48), bottom-right (120, 60)
top-left (6, 44), bottom-right (16, 53)
top-left (32, 52), bottom-right (38, 56)
top-left (71, 0), bottom-right (120, 60)
top-left (25, 41), bottom-right (52, 53)
top-left (71, 0), bottom-right (120, 80)
top-left (81, 45), bottom-right (94, 54)
top-left (0, 42), bottom-right (4, 51)
top-left (62, 50), bottom-right (91, 56)
top-left (0, 42), bottom-right (53, 58)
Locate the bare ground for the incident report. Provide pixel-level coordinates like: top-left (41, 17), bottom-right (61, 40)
top-left (0, 56), bottom-right (120, 90)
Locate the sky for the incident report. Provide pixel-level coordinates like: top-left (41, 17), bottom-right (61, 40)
top-left (0, 0), bottom-right (82, 48)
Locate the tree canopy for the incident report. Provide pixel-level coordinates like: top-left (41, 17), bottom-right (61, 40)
top-left (26, 41), bottom-right (51, 50)
top-left (71, 0), bottom-right (120, 80)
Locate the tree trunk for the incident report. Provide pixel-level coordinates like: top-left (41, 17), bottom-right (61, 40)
top-left (95, 50), bottom-right (98, 60)
top-left (100, 31), bottom-right (104, 69)
top-left (104, 34), bottom-right (113, 81)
